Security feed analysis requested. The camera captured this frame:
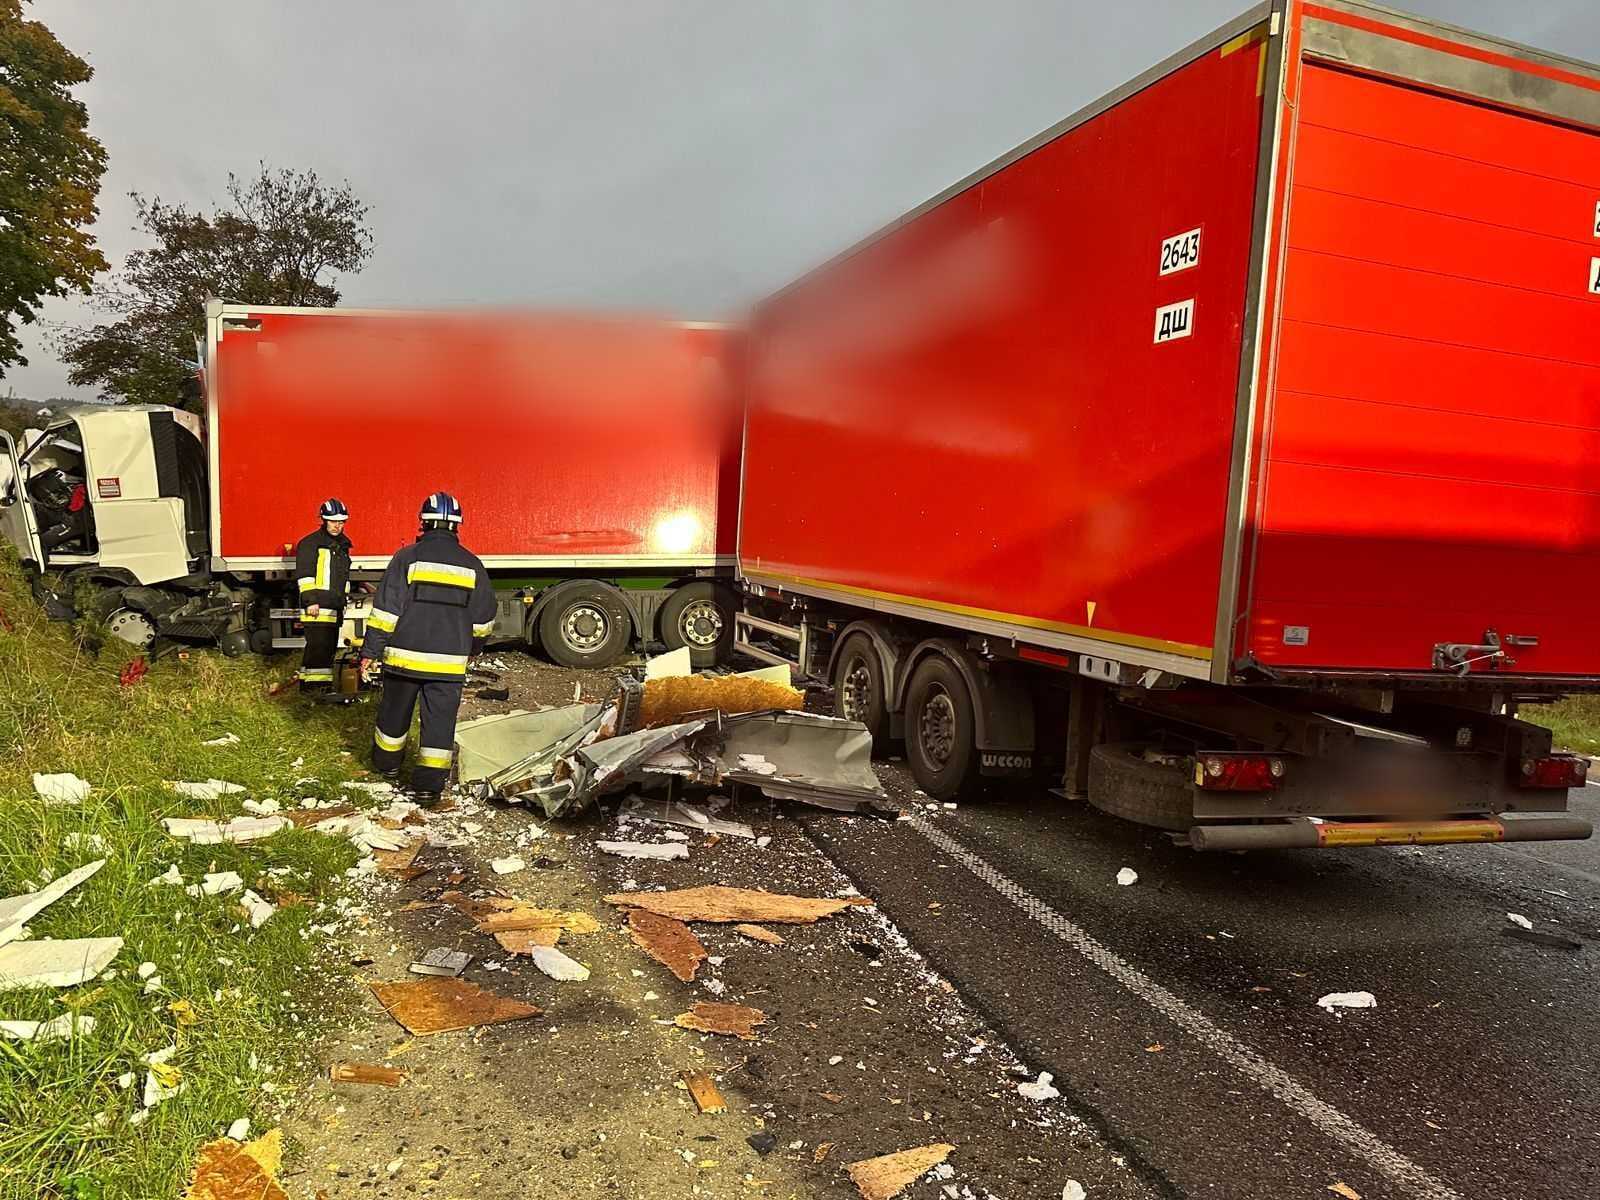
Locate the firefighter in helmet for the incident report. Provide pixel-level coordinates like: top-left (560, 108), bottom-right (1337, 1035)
top-left (359, 492), bottom-right (495, 806)
top-left (293, 498), bottom-right (352, 691)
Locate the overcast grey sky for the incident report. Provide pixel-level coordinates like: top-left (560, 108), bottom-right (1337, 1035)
top-left (10, 0), bottom-right (1597, 401)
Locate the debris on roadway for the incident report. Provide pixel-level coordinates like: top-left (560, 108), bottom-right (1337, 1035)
top-left (527, 945), bottom-right (591, 982)
top-left (733, 922), bottom-right (785, 946)
top-left (680, 1069), bottom-right (726, 1113)
top-left (370, 977), bottom-right (541, 1036)
top-left (674, 1001), bottom-right (768, 1040)
top-left (1316, 991), bottom-right (1378, 1012)
top-left (329, 1061), bottom-right (409, 1088)
top-left (605, 884), bottom-right (873, 924)
top-left (182, 1126), bottom-right (288, 1200)
top-left (845, 1143), bottom-right (956, 1200)
top-left (408, 948), bottom-right (470, 978)
top-left (1116, 868), bottom-right (1138, 886)
top-left (628, 909), bottom-right (708, 982)
top-left (1018, 1071), bottom-right (1061, 1101)
top-left (595, 838), bottom-right (690, 860)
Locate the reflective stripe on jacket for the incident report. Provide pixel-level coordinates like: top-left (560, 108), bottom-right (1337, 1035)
top-left (360, 529), bottom-right (495, 680)
top-left (294, 527), bottom-right (353, 614)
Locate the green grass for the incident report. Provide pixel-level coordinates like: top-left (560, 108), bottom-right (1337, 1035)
top-left (1529, 695), bottom-right (1600, 758)
top-left (0, 550), bottom-right (373, 1199)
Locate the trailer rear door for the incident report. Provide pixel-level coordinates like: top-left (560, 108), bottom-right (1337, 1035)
top-left (1243, 5), bottom-right (1600, 677)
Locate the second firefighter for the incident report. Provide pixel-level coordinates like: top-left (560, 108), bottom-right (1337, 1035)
top-left (294, 498), bottom-right (353, 691)
top-left (359, 491), bottom-right (495, 805)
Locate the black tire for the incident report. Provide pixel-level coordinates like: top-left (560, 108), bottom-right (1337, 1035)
top-left (1086, 742), bottom-right (1195, 831)
top-left (659, 581), bottom-right (735, 669)
top-left (904, 654), bottom-right (980, 801)
top-left (536, 581), bottom-right (631, 668)
top-left (831, 632), bottom-right (891, 746)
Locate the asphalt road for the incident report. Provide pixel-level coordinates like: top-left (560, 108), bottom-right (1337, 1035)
top-left (800, 768), bottom-right (1600, 1200)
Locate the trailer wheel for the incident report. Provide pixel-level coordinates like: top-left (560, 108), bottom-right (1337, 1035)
top-left (832, 633), bottom-right (890, 746)
top-left (1086, 742), bottom-right (1195, 831)
top-left (537, 582), bottom-right (631, 668)
top-left (659, 581), bottom-right (734, 668)
top-left (904, 654), bottom-right (979, 800)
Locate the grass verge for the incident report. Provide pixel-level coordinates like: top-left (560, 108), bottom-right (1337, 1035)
top-left (1528, 695), bottom-right (1600, 758)
top-left (0, 550), bottom-right (370, 1200)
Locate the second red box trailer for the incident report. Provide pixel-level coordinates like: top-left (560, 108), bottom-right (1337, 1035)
top-left (736, 0), bottom-right (1600, 848)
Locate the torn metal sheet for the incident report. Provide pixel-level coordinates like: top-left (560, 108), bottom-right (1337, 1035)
top-left (0, 858), bottom-right (106, 948)
top-left (718, 711), bottom-right (891, 813)
top-left (0, 936), bottom-right (122, 990)
top-left (455, 706), bottom-right (593, 783)
top-left (624, 797), bottom-right (755, 841)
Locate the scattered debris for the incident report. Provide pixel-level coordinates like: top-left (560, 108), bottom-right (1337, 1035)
top-left (162, 816), bottom-right (288, 845)
top-left (626, 797), bottom-right (756, 840)
top-left (746, 1131), bottom-right (778, 1157)
top-left (149, 865), bottom-right (185, 887)
top-left (169, 999), bottom-right (199, 1027)
top-left (1506, 912), bottom-right (1533, 930)
top-left (374, 840), bottom-right (426, 877)
top-left (202, 733), bottom-right (241, 748)
top-left (815, 1142), bottom-right (835, 1164)
top-left (138, 961), bottom-right (158, 979)
top-left (182, 1127), bottom-right (288, 1200)
top-left (0, 1012), bottom-right (96, 1041)
top-left (476, 687), bottom-right (511, 701)
top-left (1116, 868), bottom-right (1138, 887)
top-left (330, 1061), bottom-right (408, 1088)
top-left (0, 859), bottom-right (106, 947)
top-left (629, 910), bottom-right (708, 982)
top-left (596, 839), bottom-right (690, 861)
top-left (0, 937), bottom-right (122, 990)
top-left (489, 857), bottom-right (526, 876)
top-left (1501, 925), bottom-right (1584, 951)
top-left (187, 871), bottom-right (244, 898)
top-left (528, 945), bottom-right (590, 982)
top-left (1317, 991), bottom-right (1378, 1011)
top-left (1062, 1183), bottom-right (1087, 1200)
top-left (370, 977), bottom-right (541, 1036)
top-left (606, 885), bottom-right (872, 925)
top-left (680, 1070), bottom-right (726, 1113)
top-left (32, 772), bottom-right (91, 805)
top-left (280, 804), bottom-right (357, 827)
top-left (461, 897), bottom-right (600, 937)
top-left (409, 948), bottom-right (471, 978)
top-left (674, 1001), bottom-right (767, 1040)
top-left (62, 832), bottom-right (107, 853)
top-left (226, 1118), bottom-right (250, 1141)
top-left (1018, 1071), bottom-right (1060, 1101)
top-left (493, 928), bottom-right (562, 955)
top-left (846, 1144), bottom-right (955, 1200)
top-left (239, 891), bottom-right (277, 929)
top-left (241, 798), bottom-right (280, 816)
top-left (167, 779), bottom-right (247, 800)
top-left (143, 1044), bottom-right (184, 1108)
top-left (733, 924), bottom-right (785, 946)
top-left (1327, 1184), bottom-right (1361, 1200)
top-left (119, 656), bottom-right (147, 688)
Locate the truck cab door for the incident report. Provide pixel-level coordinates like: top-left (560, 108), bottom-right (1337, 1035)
top-left (0, 430), bottom-right (44, 568)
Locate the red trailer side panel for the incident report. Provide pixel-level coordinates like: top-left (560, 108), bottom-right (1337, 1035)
top-left (739, 28), bottom-right (1271, 669)
top-left (211, 311), bottom-right (739, 566)
top-left (1244, 8), bottom-right (1600, 675)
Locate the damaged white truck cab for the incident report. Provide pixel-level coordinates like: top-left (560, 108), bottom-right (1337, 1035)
top-left (0, 405), bottom-right (239, 648)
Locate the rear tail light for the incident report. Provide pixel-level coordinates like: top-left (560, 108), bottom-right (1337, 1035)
top-left (1518, 755), bottom-right (1588, 789)
top-left (1194, 753), bottom-right (1286, 791)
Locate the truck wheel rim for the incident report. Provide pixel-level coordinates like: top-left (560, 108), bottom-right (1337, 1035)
top-left (561, 603), bottom-right (609, 651)
top-left (107, 608), bottom-right (156, 648)
top-left (919, 687), bottom-right (956, 768)
top-left (841, 658), bottom-right (873, 721)
top-left (679, 599), bottom-right (723, 648)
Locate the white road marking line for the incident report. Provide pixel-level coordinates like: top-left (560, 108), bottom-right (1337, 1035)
top-left (905, 813), bottom-right (1462, 1200)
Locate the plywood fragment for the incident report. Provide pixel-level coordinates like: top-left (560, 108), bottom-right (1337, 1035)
top-left (680, 1070), bottom-right (726, 1113)
top-left (183, 1131), bottom-right (289, 1200)
top-left (329, 1061), bottom-right (408, 1087)
top-left (1328, 1185), bottom-right (1361, 1200)
top-left (846, 1144), bottom-right (955, 1200)
top-left (606, 885), bottom-right (871, 925)
top-left (493, 927), bottom-right (561, 955)
top-left (674, 1001), bottom-right (767, 1040)
top-left (374, 840), bottom-right (424, 875)
top-left (630, 910), bottom-right (707, 982)
top-left (733, 923), bottom-right (785, 946)
top-left (370, 977), bottom-right (540, 1036)
top-left (439, 891), bottom-right (599, 935)
top-left (814, 1142), bottom-right (834, 1164)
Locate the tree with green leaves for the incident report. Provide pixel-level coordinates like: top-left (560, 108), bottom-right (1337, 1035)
top-left (62, 165), bottom-right (374, 410)
top-left (0, 0), bottom-right (108, 375)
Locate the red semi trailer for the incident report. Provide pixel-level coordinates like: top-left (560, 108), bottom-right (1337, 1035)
top-left (1, 304), bottom-right (742, 667)
top-left (735, 0), bottom-right (1600, 849)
